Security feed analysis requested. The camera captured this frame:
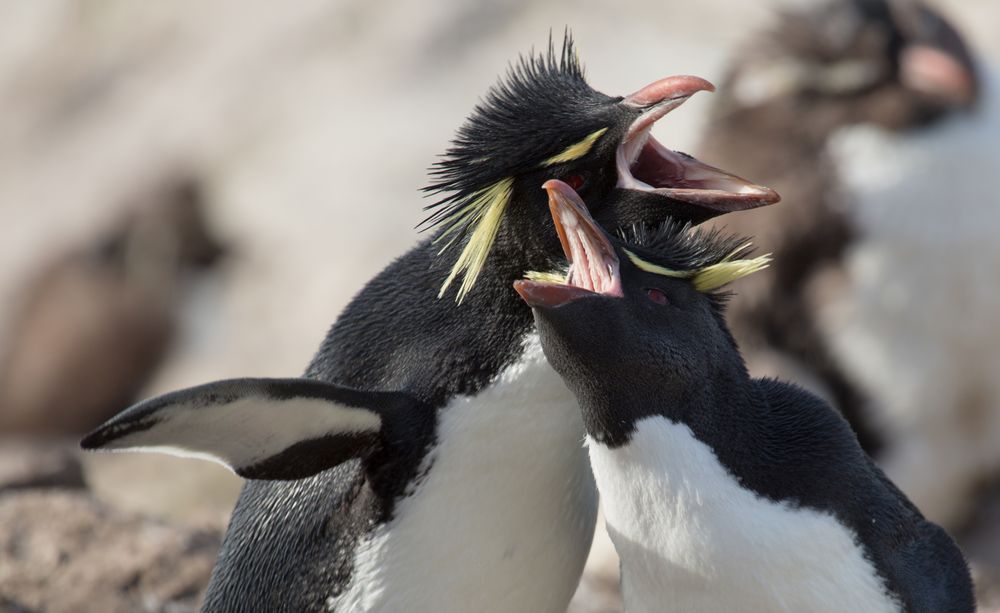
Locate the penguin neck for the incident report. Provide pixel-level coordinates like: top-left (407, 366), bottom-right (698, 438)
top-left (310, 200), bottom-right (560, 406)
top-left (484, 201), bottom-right (561, 283)
top-left (579, 347), bottom-right (764, 451)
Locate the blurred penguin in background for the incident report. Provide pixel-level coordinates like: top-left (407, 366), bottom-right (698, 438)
top-left (698, 0), bottom-right (987, 527)
top-left (827, 38), bottom-right (998, 530)
top-left (0, 176), bottom-right (225, 436)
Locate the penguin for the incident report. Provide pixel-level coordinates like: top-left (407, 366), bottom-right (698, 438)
top-left (81, 36), bottom-right (778, 613)
top-left (826, 63), bottom-right (1000, 527)
top-left (515, 179), bottom-right (975, 613)
top-left (696, 0), bottom-right (979, 453)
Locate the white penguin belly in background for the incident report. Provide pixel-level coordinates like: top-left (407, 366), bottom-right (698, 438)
top-left (589, 417), bottom-right (900, 613)
top-left (828, 68), bottom-right (1000, 526)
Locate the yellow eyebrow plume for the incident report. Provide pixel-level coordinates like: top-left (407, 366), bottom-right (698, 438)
top-left (542, 127), bottom-right (609, 166)
top-left (436, 177), bottom-right (515, 303)
top-left (624, 247), bottom-right (772, 293)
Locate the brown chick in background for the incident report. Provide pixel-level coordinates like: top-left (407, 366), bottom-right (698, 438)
top-left (0, 178), bottom-right (225, 435)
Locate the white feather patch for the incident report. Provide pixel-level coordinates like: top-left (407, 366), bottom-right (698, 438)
top-left (328, 333), bottom-right (598, 613)
top-left (589, 416), bottom-right (900, 613)
top-left (103, 395), bottom-right (381, 474)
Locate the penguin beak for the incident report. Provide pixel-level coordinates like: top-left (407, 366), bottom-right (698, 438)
top-left (889, 0), bottom-right (979, 109)
top-left (617, 75), bottom-right (780, 213)
top-left (514, 180), bottom-right (622, 309)
top-left (899, 44), bottom-right (978, 108)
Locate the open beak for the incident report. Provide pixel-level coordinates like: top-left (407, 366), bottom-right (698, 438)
top-left (617, 75), bottom-right (780, 214)
top-left (514, 180), bottom-right (623, 309)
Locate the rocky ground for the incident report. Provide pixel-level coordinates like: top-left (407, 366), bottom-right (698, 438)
top-left (1, 1), bottom-right (998, 611)
top-left (0, 442), bottom-right (222, 612)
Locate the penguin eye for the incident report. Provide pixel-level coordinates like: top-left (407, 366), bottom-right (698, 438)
top-left (645, 288), bottom-right (669, 305)
top-left (565, 173), bottom-right (588, 191)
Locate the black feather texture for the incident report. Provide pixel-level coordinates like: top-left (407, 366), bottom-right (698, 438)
top-left (616, 221), bottom-right (767, 312)
top-left (619, 221), bottom-right (754, 274)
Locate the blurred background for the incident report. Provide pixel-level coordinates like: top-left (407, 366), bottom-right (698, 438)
top-left (0, 0), bottom-right (997, 611)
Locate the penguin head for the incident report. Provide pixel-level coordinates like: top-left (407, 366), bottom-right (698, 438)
top-left (720, 0), bottom-right (979, 131)
top-left (424, 34), bottom-right (778, 303)
top-left (515, 180), bottom-right (767, 442)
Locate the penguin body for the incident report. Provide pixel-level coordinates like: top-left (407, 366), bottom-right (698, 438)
top-left (203, 211), bottom-right (595, 612)
top-left (827, 67), bottom-right (1000, 526)
top-left (586, 384), bottom-right (969, 612)
top-left (517, 180), bottom-right (974, 612)
top-left (330, 332), bottom-right (594, 612)
top-left (697, 0), bottom-right (980, 454)
top-left (591, 402), bottom-right (898, 613)
top-left (84, 39), bottom-right (777, 612)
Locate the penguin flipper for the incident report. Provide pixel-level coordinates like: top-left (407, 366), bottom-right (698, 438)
top-left (80, 377), bottom-right (407, 480)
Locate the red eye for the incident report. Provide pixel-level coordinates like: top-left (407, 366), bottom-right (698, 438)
top-left (646, 288), bottom-right (669, 305)
top-left (565, 174), bottom-right (587, 191)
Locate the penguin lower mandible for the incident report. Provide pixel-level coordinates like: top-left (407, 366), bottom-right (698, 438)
top-left (516, 179), bottom-right (974, 613)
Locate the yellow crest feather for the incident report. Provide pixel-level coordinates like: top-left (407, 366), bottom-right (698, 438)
top-left (542, 127), bottom-right (609, 166)
top-left (624, 247), bottom-right (771, 293)
top-left (436, 177), bottom-right (514, 303)
top-left (523, 269), bottom-right (569, 284)
top-left (689, 254), bottom-right (772, 292)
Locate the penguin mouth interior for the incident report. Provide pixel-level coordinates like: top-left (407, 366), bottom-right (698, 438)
top-left (616, 91), bottom-right (779, 211)
top-left (514, 180), bottom-right (622, 309)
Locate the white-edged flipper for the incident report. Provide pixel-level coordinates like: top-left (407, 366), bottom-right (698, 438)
top-left (80, 378), bottom-right (414, 480)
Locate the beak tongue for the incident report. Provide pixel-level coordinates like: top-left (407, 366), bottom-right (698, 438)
top-left (513, 180), bottom-right (622, 309)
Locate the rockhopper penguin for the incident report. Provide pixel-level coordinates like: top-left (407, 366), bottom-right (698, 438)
top-left (82, 37), bottom-right (777, 612)
top-left (515, 179), bottom-right (974, 612)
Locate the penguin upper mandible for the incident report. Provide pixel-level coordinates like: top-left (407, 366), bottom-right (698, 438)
top-left (82, 34), bottom-right (777, 613)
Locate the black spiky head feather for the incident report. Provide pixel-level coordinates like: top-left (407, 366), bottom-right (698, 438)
top-left (616, 221), bottom-right (769, 313)
top-left (423, 35), bottom-right (619, 221)
top-left (526, 219), bottom-right (769, 307)
top-left (421, 33), bottom-right (778, 303)
top-left (607, 220), bottom-right (765, 309)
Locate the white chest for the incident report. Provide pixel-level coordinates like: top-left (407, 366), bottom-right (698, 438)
top-left (589, 416), bottom-right (900, 613)
top-left (330, 333), bottom-right (598, 612)
top-left (826, 78), bottom-right (1000, 424)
